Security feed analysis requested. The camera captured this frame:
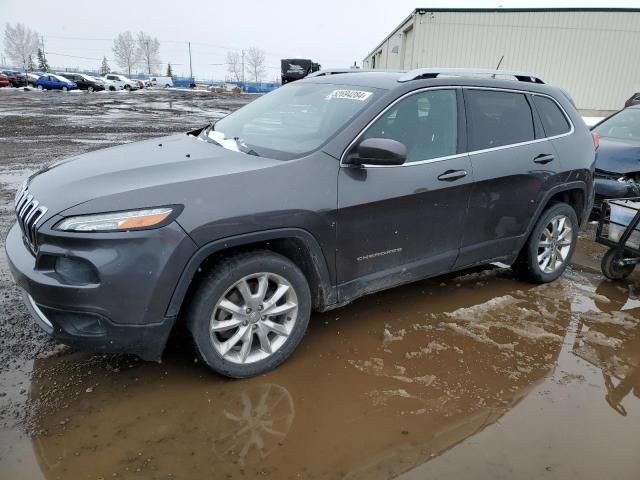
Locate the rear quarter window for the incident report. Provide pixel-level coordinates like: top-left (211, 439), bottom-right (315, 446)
top-left (533, 96), bottom-right (571, 137)
top-left (465, 89), bottom-right (535, 150)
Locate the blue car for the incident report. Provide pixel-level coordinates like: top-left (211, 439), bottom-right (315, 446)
top-left (35, 74), bottom-right (78, 91)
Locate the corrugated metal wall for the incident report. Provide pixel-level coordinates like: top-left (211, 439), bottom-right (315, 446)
top-left (363, 10), bottom-right (640, 111)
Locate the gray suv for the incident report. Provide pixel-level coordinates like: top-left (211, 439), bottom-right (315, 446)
top-left (6, 68), bottom-right (596, 378)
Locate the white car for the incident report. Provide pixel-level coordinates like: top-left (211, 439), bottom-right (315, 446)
top-left (102, 74), bottom-right (139, 91)
top-left (149, 76), bottom-right (174, 88)
top-left (93, 76), bottom-right (117, 91)
top-left (26, 73), bottom-right (41, 87)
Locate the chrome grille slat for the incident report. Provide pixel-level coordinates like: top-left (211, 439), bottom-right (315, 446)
top-left (13, 186), bottom-right (47, 253)
top-left (14, 185), bottom-right (27, 207)
top-left (16, 192), bottom-right (31, 214)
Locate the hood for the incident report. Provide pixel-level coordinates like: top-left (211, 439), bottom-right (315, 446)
top-left (595, 136), bottom-right (640, 174)
top-left (27, 133), bottom-right (281, 219)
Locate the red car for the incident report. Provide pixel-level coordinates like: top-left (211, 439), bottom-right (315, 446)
top-left (0, 74), bottom-right (10, 88)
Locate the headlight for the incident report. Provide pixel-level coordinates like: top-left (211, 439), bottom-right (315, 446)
top-left (55, 207), bottom-right (174, 232)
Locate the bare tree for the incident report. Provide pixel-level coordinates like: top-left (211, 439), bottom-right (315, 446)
top-left (3, 23), bottom-right (39, 71)
top-left (246, 47), bottom-right (266, 83)
top-left (136, 32), bottom-right (160, 75)
top-left (112, 31), bottom-right (136, 77)
top-left (226, 50), bottom-right (242, 82)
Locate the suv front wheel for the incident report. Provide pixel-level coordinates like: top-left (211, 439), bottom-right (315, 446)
top-left (514, 202), bottom-right (578, 283)
top-left (187, 251), bottom-right (311, 378)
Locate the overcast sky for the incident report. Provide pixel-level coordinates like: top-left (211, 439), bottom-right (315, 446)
top-left (1, 0), bottom-right (638, 81)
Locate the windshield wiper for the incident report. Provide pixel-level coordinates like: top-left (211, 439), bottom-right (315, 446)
top-left (199, 124), bottom-right (223, 147)
top-left (233, 137), bottom-right (260, 156)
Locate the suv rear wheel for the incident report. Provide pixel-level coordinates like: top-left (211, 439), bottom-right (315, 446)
top-left (187, 251), bottom-right (311, 378)
top-left (514, 202), bottom-right (578, 283)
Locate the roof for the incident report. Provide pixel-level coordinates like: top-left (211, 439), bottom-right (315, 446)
top-left (303, 71), bottom-right (403, 89)
top-left (413, 7), bottom-right (640, 14)
top-left (301, 69), bottom-right (559, 98)
top-left (366, 7), bottom-right (640, 60)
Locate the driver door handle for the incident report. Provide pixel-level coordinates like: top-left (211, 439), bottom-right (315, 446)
top-left (438, 169), bottom-right (468, 182)
top-left (533, 154), bottom-right (555, 164)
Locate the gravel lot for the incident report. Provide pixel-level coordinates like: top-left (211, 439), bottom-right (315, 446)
top-left (0, 88), bottom-right (639, 480)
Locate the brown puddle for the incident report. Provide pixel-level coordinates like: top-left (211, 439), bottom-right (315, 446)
top-left (9, 267), bottom-right (640, 479)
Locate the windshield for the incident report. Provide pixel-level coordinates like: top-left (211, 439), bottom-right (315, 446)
top-left (211, 82), bottom-right (379, 159)
top-left (593, 108), bottom-right (640, 142)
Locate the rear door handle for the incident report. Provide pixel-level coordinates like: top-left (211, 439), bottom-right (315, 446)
top-left (533, 154), bottom-right (555, 164)
top-left (438, 169), bottom-right (468, 181)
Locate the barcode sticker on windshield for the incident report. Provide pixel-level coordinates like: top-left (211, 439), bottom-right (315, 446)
top-left (326, 89), bottom-right (372, 101)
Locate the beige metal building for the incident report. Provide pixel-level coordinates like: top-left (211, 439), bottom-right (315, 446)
top-left (363, 8), bottom-right (640, 113)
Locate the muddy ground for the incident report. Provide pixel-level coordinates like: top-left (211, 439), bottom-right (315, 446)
top-left (0, 88), bottom-right (638, 480)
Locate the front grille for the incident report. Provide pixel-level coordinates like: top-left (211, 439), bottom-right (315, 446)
top-left (14, 183), bottom-right (48, 253)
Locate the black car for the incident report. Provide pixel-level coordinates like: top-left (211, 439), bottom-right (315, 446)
top-left (591, 105), bottom-right (640, 210)
top-left (0, 70), bottom-right (27, 87)
top-left (6, 68), bottom-right (596, 378)
top-left (57, 72), bottom-right (105, 92)
top-left (624, 93), bottom-right (640, 108)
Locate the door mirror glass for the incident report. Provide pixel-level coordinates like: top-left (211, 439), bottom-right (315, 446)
top-left (346, 138), bottom-right (407, 166)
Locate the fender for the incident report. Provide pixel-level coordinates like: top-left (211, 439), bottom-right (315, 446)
top-left (165, 228), bottom-right (336, 317)
top-left (523, 180), bottom-right (590, 240)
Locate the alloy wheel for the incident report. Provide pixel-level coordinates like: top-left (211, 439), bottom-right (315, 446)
top-left (537, 214), bottom-right (573, 274)
top-left (210, 273), bottom-right (298, 364)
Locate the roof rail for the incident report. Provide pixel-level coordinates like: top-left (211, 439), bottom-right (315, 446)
top-left (397, 68), bottom-right (545, 84)
top-left (307, 68), bottom-right (380, 78)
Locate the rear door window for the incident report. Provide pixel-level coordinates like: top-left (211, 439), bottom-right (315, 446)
top-left (465, 89), bottom-right (535, 150)
top-left (533, 95), bottom-right (571, 137)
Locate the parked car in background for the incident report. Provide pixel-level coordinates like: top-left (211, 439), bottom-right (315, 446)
top-left (0, 70), bottom-right (27, 87)
top-left (592, 105), bottom-right (640, 211)
top-left (93, 76), bottom-right (117, 91)
top-left (625, 93), bottom-right (640, 108)
top-left (6, 68), bottom-right (596, 378)
top-left (0, 74), bottom-right (10, 88)
top-left (26, 73), bottom-right (40, 87)
top-left (35, 74), bottom-right (78, 91)
top-left (103, 73), bottom-right (138, 90)
top-left (150, 76), bottom-right (173, 88)
top-left (57, 72), bottom-right (105, 92)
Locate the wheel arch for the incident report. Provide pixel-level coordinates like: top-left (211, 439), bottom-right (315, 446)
top-left (527, 182), bottom-right (589, 235)
top-left (166, 228), bottom-right (336, 318)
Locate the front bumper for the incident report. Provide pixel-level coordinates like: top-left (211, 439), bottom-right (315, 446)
top-left (5, 221), bottom-right (197, 361)
top-left (593, 177), bottom-right (640, 211)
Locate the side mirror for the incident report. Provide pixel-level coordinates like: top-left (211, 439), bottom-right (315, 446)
top-left (346, 138), bottom-right (407, 166)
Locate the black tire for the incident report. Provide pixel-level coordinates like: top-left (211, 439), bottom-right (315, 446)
top-left (601, 248), bottom-right (635, 281)
top-left (186, 251), bottom-right (311, 378)
top-left (124, 84), bottom-right (131, 91)
top-left (514, 202), bottom-right (578, 283)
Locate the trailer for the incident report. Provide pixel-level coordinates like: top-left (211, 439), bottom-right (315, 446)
top-left (281, 59), bottom-right (321, 84)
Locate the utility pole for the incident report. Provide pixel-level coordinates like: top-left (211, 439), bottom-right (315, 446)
top-left (188, 42), bottom-right (193, 83)
top-left (241, 49), bottom-right (245, 85)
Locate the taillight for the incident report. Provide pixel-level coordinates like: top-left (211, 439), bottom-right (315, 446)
top-left (592, 132), bottom-right (600, 150)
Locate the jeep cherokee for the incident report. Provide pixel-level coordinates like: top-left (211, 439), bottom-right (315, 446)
top-left (6, 68), bottom-right (596, 378)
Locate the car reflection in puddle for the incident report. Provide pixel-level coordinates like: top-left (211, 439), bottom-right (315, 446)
top-left (573, 281), bottom-right (640, 417)
top-left (27, 267), bottom-right (639, 479)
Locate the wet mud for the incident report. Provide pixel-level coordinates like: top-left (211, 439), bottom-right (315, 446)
top-left (1, 89), bottom-right (639, 480)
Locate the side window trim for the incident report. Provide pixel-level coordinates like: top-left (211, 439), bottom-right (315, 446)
top-left (340, 86), bottom-right (463, 168)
